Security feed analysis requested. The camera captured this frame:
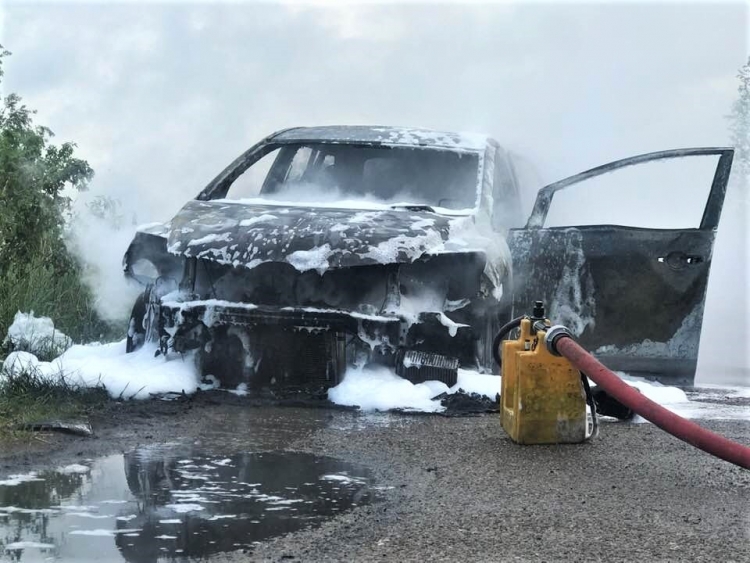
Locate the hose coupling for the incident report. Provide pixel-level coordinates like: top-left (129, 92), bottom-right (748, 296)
top-left (545, 325), bottom-right (574, 356)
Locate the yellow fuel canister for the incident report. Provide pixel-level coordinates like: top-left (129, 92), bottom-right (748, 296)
top-left (501, 320), bottom-right (587, 444)
top-left (500, 318), bottom-right (534, 439)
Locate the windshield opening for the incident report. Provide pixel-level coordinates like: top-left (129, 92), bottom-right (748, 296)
top-left (224, 142), bottom-right (480, 211)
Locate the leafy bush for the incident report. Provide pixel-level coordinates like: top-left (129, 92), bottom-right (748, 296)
top-left (0, 46), bottom-right (119, 349)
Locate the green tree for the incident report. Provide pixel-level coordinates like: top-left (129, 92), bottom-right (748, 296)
top-left (0, 47), bottom-right (116, 346)
top-left (729, 56), bottom-right (750, 191)
top-left (0, 47), bottom-right (93, 274)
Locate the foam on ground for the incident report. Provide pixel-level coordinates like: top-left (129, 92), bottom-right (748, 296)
top-left (329, 365), bottom-right (747, 420)
top-left (451, 369), bottom-right (501, 399)
top-left (4, 541), bottom-right (56, 551)
top-left (1, 341), bottom-right (199, 399)
top-left (327, 365), bottom-right (501, 412)
top-left (327, 364), bottom-right (448, 412)
top-left (1, 312), bottom-right (746, 416)
top-left (2, 311), bottom-right (72, 356)
top-left (615, 372), bottom-right (688, 403)
top-left (612, 372), bottom-right (749, 422)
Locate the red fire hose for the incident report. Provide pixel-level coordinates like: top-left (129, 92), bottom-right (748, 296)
top-left (546, 328), bottom-right (750, 470)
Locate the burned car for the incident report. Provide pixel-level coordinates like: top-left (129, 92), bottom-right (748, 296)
top-left (123, 125), bottom-right (733, 389)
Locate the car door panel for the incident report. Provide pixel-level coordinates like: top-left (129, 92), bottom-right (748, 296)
top-left (509, 148), bottom-right (733, 385)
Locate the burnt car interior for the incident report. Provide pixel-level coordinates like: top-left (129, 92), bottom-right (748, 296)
top-left (231, 142), bottom-right (480, 210)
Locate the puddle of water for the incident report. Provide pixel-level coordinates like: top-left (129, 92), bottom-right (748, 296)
top-left (0, 447), bottom-right (376, 562)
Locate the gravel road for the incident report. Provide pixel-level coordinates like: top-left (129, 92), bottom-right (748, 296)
top-left (1, 393), bottom-right (748, 562)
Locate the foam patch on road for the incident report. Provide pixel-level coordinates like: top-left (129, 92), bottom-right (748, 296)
top-left (0, 474), bottom-right (45, 487)
top-left (1, 311), bottom-right (200, 399)
top-left (1, 311), bottom-right (746, 416)
top-left (327, 365), bottom-right (501, 412)
top-left (452, 368), bottom-right (501, 399)
top-left (615, 372), bottom-right (688, 404)
top-left (613, 372), bottom-right (749, 423)
top-left (329, 365), bottom-right (748, 420)
top-left (58, 464), bottom-right (91, 475)
top-left (328, 364), bottom-right (448, 412)
top-left (4, 541), bottom-right (55, 551)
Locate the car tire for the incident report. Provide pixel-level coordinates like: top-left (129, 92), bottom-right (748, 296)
top-left (126, 291), bottom-right (148, 353)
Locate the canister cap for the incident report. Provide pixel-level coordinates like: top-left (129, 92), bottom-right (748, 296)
top-left (532, 301), bottom-right (545, 319)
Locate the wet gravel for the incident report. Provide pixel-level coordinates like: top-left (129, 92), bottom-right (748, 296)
top-left (1, 392), bottom-right (748, 562)
top-left (223, 413), bottom-right (750, 562)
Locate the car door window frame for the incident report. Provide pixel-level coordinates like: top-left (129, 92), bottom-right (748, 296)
top-left (525, 148), bottom-right (734, 231)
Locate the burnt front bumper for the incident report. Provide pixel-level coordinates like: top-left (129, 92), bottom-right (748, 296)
top-left (161, 300), bottom-right (403, 350)
top-left (159, 299), bottom-right (475, 388)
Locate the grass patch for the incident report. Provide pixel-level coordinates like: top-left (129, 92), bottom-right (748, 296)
top-left (0, 250), bottom-right (127, 443)
top-left (0, 362), bottom-right (109, 443)
top-left (1, 334), bottom-right (70, 363)
top-left (0, 257), bottom-right (123, 442)
top-left (0, 248), bottom-right (122, 348)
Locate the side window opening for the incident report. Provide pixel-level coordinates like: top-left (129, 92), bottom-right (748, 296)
top-left (225, 148), bottom-right (281, 200)
top-left (543, 155), bottom-right (721, 230)
top-left (261, 146), bottom-right (340, 196)
top-left (285, 146), bottom-right (313, 183)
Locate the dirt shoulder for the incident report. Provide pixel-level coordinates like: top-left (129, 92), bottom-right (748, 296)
top-left (0, 391), bottom-right (215, 468)
top-left (0, 390), bottom-right (354, 469)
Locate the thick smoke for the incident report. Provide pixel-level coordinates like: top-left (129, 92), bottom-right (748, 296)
top-left (696, 181), bottom-right (748, 386)
top-left (66, 196), bottom-right (142, 324)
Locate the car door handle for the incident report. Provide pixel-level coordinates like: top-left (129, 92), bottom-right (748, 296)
top-left (658, 251), bottom-right (704, 270)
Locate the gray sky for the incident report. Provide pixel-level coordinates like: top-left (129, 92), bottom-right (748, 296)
top-left (4, 1), bottom-right (747, 216)
top-left (2, 0), bottom-right (749, 380)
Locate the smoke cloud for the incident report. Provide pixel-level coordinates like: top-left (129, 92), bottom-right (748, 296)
top-left (65, 197), bottom-right (142, 324)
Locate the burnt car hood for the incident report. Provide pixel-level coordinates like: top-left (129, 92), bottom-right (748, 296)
top-left (165, 199), bottom-right (458, 272)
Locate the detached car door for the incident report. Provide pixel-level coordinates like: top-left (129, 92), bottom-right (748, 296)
top-left (508, 148), bottom-right (734, 385)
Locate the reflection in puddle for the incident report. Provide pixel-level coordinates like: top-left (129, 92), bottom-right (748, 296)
top-left (0, 447), bottom-right (376, 562)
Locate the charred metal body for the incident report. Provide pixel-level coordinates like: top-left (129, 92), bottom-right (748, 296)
top-left (513, 148), bottom-right (733, 385)
top-left (122, 126), bottom-right (733, 389)
top-left (122, 126), bottom-right (519, 389)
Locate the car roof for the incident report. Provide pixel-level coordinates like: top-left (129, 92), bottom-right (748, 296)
top-left (269, 125), bottom-right (494, 152)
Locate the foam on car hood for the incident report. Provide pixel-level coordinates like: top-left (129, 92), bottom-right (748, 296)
top-left (165, 199), bottom-right (458, 273)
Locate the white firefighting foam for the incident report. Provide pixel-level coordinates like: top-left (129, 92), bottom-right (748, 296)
top-left (324, 367), bottom-right (498, 412)
top-left (1, 341), bottom-right (199, 399)
top-left (2, 312), bottom-right (73, 356)
top-left (1, 313), bottom-right (199, 398)
top-left (1, 312), bottom-right (747, 417)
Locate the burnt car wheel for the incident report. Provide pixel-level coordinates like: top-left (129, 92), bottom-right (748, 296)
top-left (126, 291), bottom-right (148, 353)
top-left (126, 285), bottom-right (161, 353)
